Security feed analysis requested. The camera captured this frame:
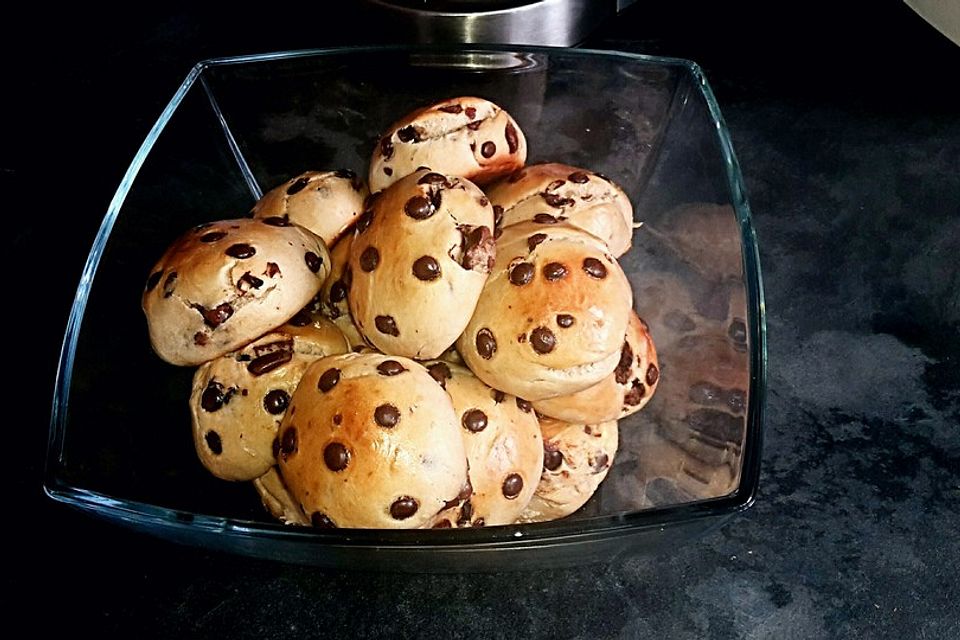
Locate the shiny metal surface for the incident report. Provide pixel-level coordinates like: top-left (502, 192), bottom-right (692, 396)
top-left (364, 0), bottom-right (637, 46)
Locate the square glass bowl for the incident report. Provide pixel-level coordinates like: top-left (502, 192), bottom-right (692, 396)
top-left (45, 46), bottom-right (765, 571)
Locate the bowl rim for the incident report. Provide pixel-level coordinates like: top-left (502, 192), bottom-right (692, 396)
top-left (44, 43), bottom-right (766, 551)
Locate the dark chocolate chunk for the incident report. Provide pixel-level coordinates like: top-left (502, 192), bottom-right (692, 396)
top-left (377, 360), bottom-right (407, 376)
top-left (476, 328), bottom-right (497, 359)
top-left (615, 342), bottom-right (634, 385)
top-left (530, 327), bottom-right (556, 354)
top-left (247, 350), bottom-right (293, 376)
top-left (509, 262), bottom-right (535, 286)
top-left (480, 141), bottom-right (496, 158)
top-left (374, 404), bottom-right (401, 428)
top-left (427, 362), bottom-right (451, 389)
top-left (324, 442), bottom-right (350, 472)
top-left (200, 231), bottom-right (227, 243)
top-left (226, 243), bottom-right (256, 259)
top-left (582, 257), bottom-right (607, 279)
top-left (359, 246), bottom-right (380, 272)
top-left (502, 473), bottom-right (523, 499)
top-left (413, 255), bottom-right (441, 281)
top-left (263, 389), bottom-right (290, 415)
top-left (375, 315), bottom-right (399, 336)
top-left (556, 314), bottom-right (575, 328)
top-left (287, 176), bottom-right (310, 195)
top-left (145, 270), bottom-right (163, 292)
top-left (204, 430), bottom-right (222, 455)
top-left (505, 122), bottom-right (519, 154)
top-left (311, 512), bottom-right (336, 528)
top-left (404, 194), bottom-right (434, 220)
top-left (461, 409), bottom-right (488, 433)
top-left (390, 496), bottom-right (419, 520)
top-left (543, 262), bottom-right (567, 281)
top-left (317, 368), bottom-right (341, 392)
top-left (305, 251), bottom-right (324, 273)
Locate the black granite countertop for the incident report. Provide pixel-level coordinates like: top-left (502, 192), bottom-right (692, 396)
top-left (7, 3), bottom-right (958, 638)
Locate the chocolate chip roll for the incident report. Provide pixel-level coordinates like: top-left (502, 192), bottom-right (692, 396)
top-left (423, 361), bottom-right (543, 527)
top-left (369, 96), bottom-right (527, 192)
top-left (252, 170), bottom-right (368, 247)
top-left (277, 352), bottom-right (468, 529)
top-left (487, 163), bottom-right (635, 257)
top-left (253, 467), bottom-right (309, 526)
top-left (142, 218), bottom-right (331, 366)
top-left (191, 321), bottom-right (349, 481)
top-left (456, 221), bottom-right (633, 401)
top-left (517, 417), bottom-right (619, 523)
top-left (348, 169), bottom-right (495, 359)
top-left (532, 312), bottom-right (659, 424)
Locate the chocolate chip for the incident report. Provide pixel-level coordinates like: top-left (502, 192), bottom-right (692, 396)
top-left (461, 226), bottom-right (494, 272)
top-left (516, 398), bottom-right (532, 413)
top-left (557, 314), bottom-right (575, 328)
top-left (591, 453), bottom-right (610, 473)
top-left (374, 404), bottom-right (400, 428)
top-left (543, 448), bottom-right (563, 470)
top-left (390, 496), bottom-right (419, 520)
top-left (287, 310), bottom-right (312, 327)
top-left (260, 216), bottom-right (290, 227)
top-left (397, 125), bottom-right (420, 142)
top-left (201, 381), bottom-right (227, 412)
top-left (287, 176), bottom-right (310, 195)
top-left (729, 320), bottom-right (747, 345)
top-left (413, 255), bottom-right (441, 281)
top-left (247, 350), bottom-right (293, 376)
top-left (334, 168), bottom-right (356, 180)
top-left (457, 500), bottom-right (473, 526)
top-left (533, 213), bottom-right (558, 224)
top-left (646, 363), bottom-right (659, 386)
top-left (264, 262), bottom-right (280, 277)
top-left (502, 473), bottom-right (523, 499)
top-left (480, 141), bottom-right (496, 158)
top-left (305, 251), bottom-right (324, 273)
top-left (199, 303), bottom-right (234, 329)
top-left (162, 272), bottom-right (178, 298)
top-left (615, 342), bottom-right (634, 385)
top-left (375, 315), bottom-right (399, 336)
top-left (493, 205), bottom-right (504, 229)
top-left (582, 257), bottom-right (607, 279)
top-left (546, 179), bottom-right (565, 192)
top-left (324, 442), bottom-right (350, 472)
top-left (329, 280), bottom-right (347, 303)
top-left (193, 332), bottom-right (208, 346)
top-left (427, 362), bottom-right (451, 388)
top-left (311, 512), bottom-right (336, 528)
top-left (263, 389), bottom-right (290, 415)
top-left (505, 123), bottom-right (519, 153)
top-left (568, 171), bottom-right (590, 184)
top-left (465, 106), bottom-right (477, 119)
top-left (439, 104), bottom-right (462, 114)
top-left (461, 409), bottom-right (488, 433)
top-left (383, 167), bottom-right (393, 176)
top-left (543, 193), bottom-right (574, 208)
top-left (624, 380), bottom-right (645, 406)
top-left (380, 137), bottom-right (394, 159)
top-left (237, 272), bottom-right (263, 292)
top-left (476, 328), bottom-right (497, 359)
top-left (204, 430), bottom-right (222, 455)
top-left (356, 210), bottom-right (374, 234)
top-left (595, 172), bottom-right (613, 183)
top-left (333, 413), bottom-right (343, 426)
top-left (478, 196), bottom-right (489, 207)
top-left (509, 262), bottom-right (535, 286)
top-left (145, 270), bottom-right (163, 292)
top-left (467, 121), bottom-right (482, 131)
top-left (527, 233), bottom-right (547, 252)
top-left (530, 327), bottom-right (556, 354)
top-left (418, 172), bottom-right (448, 186)
top-left (404, 195), bottom-right (434, 220)
top-left (279, 426), bottom-right (298, 459)
top-left (433, 519), bottom-right (453, 528)
top-left (494, 227), bottom-right (503, 240)
top-left (359, 246), bottom-right (380, 272)
top-left (226, 243), bottom-right (256, 259)
top-left (317, 368), bottom-right (341, 392)
top-left (543, 262), bottom-right (567, 281)
top-left (376, 360), bottom-right (406, 376)
top-left (492, 389), bottom-right (505, 403)
top-left (200, 231), bottom-right (227, 243)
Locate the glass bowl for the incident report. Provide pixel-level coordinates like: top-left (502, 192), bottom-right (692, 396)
top-left (44, 45), bottom-right (765, 571)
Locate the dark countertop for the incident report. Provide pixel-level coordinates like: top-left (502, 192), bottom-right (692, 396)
top-left (8, 3), bottom-right (958, 638)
